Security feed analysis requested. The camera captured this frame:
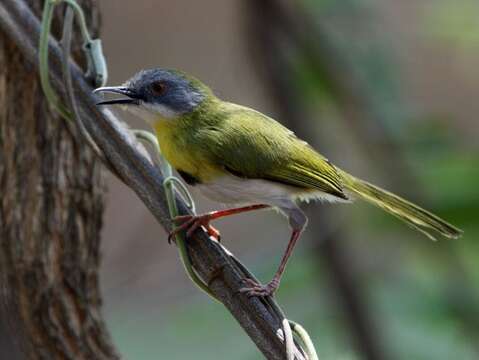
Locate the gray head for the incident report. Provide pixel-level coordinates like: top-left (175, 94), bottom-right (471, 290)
top-left (94, 68), bottom-right (208, 122)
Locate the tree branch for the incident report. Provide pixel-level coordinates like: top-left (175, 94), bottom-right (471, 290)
top-left (244, 1), bottom-right (390, 359)
top-left (0, 1), bottom-right (300, 359)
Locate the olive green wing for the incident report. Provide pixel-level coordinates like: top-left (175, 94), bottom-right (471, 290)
top-left (199, 104), bottom-right (347, 200)
top-left (268, 162), bottom-right (347, 199)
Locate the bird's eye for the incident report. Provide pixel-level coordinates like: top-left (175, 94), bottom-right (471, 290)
top-left (151, 81), bottom-right (167, 96)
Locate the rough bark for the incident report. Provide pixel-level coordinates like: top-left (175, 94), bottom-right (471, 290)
top-left (0, 1), bottom-right (119, 359)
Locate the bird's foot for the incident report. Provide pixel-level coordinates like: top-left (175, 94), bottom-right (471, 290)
top-left (168, 214), bottom-right (221, 243)
top-left (239, 278), bottom-right (280, 297)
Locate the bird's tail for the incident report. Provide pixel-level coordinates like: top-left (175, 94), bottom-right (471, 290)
top-left (338, 170), bottom-right (463, 240)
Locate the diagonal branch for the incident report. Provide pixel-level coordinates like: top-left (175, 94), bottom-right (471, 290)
top-left (0, 1), bottom-right (301, 358)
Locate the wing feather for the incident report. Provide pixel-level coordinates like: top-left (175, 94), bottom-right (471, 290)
top-left (267, 163), bottom-right (346, 199)
top-left (199, 104), bottom-right (347, 200)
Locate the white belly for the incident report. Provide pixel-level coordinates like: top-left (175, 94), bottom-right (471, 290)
top-left (196, 174), bottom-right (346, 207)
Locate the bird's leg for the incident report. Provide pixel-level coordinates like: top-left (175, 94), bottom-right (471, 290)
top-left (240, 206), bottom-right (307, 297)
top-left (169, 222), bottom-right (220, 244)
top-left (168, 204), bottom-right (270, 243)
top-left (240, 229), bottom-right (303, 297)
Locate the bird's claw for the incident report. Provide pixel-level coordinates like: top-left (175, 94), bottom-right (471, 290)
top-left (206, 224), bottom-right (221, 242)
top-left (168, 214), bottom-right (221, 244)
top-left (239, 278), bottom-right (280, 297)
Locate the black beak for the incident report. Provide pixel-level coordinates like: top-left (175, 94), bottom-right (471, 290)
top-left (93, 86), bottom-right (142, 106)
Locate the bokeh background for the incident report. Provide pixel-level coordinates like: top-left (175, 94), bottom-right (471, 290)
top-left (97, 0), bottom-right (478, 359)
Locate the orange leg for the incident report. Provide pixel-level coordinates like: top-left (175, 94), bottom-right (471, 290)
top-left (170, 203), bottom-right (306, 299)
top-left (240, 205), bottom-right (307, 297)
top-left (168, 204), bottom-right (270, 243)
top-left (240, 229), bottom-right (303, 297)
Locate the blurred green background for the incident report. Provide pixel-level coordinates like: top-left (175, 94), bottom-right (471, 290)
top-left (98, 0), bottom-right (479, 359)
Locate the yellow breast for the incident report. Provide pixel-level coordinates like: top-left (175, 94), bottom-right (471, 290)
top-left (153, 120), bottom-right (221, 182)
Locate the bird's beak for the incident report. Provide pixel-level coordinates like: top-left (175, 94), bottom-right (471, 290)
top-left (93, 86), bottom-right (142, 106)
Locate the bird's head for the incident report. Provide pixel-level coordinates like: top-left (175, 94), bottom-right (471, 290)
top-left (94, 68), bottom-right (210, 123)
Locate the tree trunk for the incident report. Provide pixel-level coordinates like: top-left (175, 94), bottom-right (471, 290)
top-left (0, 1), bottom-right (119, 359)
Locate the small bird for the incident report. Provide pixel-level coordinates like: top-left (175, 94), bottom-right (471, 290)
top-left (94, 68), bottom-right (463, 297)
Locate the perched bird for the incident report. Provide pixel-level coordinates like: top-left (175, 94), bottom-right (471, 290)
top-left (94, 68), bottom-right (463, 297)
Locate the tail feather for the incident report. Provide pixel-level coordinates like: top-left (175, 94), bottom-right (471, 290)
top-left (339, 170), bottom-right (463, 240)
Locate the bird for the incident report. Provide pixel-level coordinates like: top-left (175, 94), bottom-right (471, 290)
top-left (94, 68), bottom-right (463, 297)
